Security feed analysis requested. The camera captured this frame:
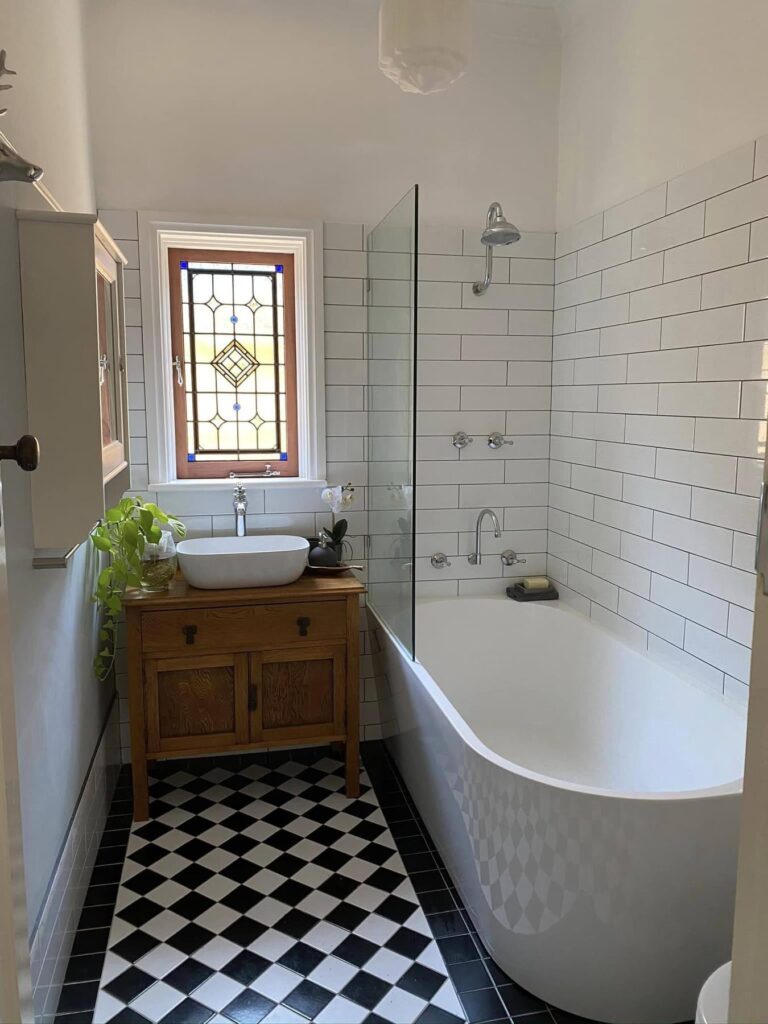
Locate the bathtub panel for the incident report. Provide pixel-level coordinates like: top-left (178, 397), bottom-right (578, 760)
top-left (372, 607), bottom-right (741, 1024)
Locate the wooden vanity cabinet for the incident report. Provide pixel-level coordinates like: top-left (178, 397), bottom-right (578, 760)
top-left (124, 575), bottom-right (365, 820)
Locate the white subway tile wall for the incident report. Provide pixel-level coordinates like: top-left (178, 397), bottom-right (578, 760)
top-left (549, 136), bottom-right (768, 700)
top-left (100, 208), bottom-right (554, 759)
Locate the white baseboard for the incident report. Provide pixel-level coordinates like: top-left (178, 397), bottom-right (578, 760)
top-left (29, 700), bottom-right (121, 1023)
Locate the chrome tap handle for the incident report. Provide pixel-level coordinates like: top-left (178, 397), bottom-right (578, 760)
top-left (488, 432), bottom-right (514, 449)
top-left (452, 431), bottom-right (474, 449)
top-left (501, 550), bottom-right (526, 566)
top-left (430, 552), bottom-right (452, 569)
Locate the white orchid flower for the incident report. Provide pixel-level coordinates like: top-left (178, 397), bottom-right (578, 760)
top-left (321, 483), bottom-right (355, 516)
top-left (321, 486), bottom-right (344, 514)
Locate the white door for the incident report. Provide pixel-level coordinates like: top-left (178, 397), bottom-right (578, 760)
top-left (729, 451), bottom-right (768, 1023)
top-left (0, 437), bottom-right (37, 1022)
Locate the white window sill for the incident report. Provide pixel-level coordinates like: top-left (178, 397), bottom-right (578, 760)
top-left (152, 478), bottom-right (328, 495)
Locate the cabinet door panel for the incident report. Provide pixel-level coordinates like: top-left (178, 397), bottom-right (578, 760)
top-left (250, 645), bottom-right (345, 743)
top-left (145, 653), bottom-right (249, 754)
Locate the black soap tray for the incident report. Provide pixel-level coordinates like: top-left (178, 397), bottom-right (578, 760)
top-left (506, 582), bottom-right (559, 602)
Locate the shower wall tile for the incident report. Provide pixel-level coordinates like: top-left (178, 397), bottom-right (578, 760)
top-left (631, 204), bottom-right (705, 259)
top-left (411, 230), bottom-right (553, 600)
top-left (662, 225), bottom-right (750, 281)
top-left (602, 252), bottom-right (663, 298)
top-left (577, 231), bottom-right (631, 276)
top-left (603, 183), bottom-right (668, 239)
top-left (704, 175), bottom-right (768, 235)
top-left (600, 319), bottom-right (661, 355)
top-left (548, 136), bottom-right (768, 696)
top-left (666, 142), bottom-right (755, 215)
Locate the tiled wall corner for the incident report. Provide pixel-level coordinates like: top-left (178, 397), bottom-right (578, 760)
top-left (549, 136), bottom-right (768, 701)
top-left (29, 701), bottom-right (121, 1022)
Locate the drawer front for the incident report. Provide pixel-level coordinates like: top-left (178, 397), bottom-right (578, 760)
top-left (141, 600), bottom-right (347, 655)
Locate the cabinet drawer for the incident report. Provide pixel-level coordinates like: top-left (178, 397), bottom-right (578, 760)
top-left (141, 600), bottom-right (347, 654)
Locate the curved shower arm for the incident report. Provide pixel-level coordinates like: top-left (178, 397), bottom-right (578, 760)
top-left (473, 246), bottom-right (494, 296)
top-left (485, 202), bottom-right (503, 225)
top-left (473, 202), bottom-right (503, 296)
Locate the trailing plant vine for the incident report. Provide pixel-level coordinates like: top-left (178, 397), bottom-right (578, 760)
top-left (91, 497), bottom-right (186, 680)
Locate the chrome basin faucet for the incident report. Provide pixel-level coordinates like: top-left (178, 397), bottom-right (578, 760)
top-left (233, 484), bottom-right (248, 537)
top-left (469, 508), bottom-right (501, 565)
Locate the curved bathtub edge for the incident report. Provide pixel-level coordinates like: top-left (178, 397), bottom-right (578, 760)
top-left (390, 600), bottom-right (743, 802)
top-left (370, 601), bottom-right (742, 1023)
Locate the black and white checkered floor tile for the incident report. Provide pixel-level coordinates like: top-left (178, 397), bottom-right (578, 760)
top-left (58, 743), bottom-right (595, 1024)
top-left (89, 751), bottom-right (464, 1024)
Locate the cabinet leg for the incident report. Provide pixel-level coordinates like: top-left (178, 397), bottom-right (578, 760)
top-left (132, 758), bottom-right (150, 822)
top-left (345, 736), bottom-right (360, 799)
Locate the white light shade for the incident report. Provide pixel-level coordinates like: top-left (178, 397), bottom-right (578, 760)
top-left (378, 0), bottom-right (472, 95)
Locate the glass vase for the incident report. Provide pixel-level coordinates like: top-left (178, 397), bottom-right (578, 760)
top-left (140, 526), bottom-right (178, 592)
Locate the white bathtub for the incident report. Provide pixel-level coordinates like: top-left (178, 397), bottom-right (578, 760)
top-left (371, 596), bottom-right (747, 1024)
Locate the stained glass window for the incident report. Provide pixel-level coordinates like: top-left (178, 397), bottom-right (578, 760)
top-left (168, 249), bottom-right (298, 478)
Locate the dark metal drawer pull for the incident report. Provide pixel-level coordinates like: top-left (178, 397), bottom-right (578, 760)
top-left (181, 624), bottom-right (198, 645)
top-left (296, 616), bottom-right (310, 637)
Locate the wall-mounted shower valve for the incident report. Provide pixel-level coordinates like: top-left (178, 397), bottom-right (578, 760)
top-left (452, 431), bottom-right (473, 449)
top-left (501, 550), bottom-right (526, 566)
top-left (488, 432), bottom-right (514, 449)
top-left (431, 552), bottom-right (452, 569)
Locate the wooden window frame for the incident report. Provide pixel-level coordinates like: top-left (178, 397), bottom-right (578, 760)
top-left (168, 247), bottom-right (299, 479)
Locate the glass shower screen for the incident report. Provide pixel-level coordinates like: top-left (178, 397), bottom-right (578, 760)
top-left (365, 186), bottom-right (419, 658)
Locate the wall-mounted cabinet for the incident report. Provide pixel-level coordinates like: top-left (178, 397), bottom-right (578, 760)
top-left (17, 211), bottom-right (131, 565)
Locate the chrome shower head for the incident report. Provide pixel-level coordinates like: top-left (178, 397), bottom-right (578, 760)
top-left (473, 202), bottom-right (521, 294)
top-left (480, 203), bottom-right (521, 247)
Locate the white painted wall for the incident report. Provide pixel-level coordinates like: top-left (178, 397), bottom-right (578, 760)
top-left (0, 0), bottom-right (94, 214)
top-left (557, 0), bottom-right (768, 229)
top-left (0, 0), bottom-right (113, 935)
top-left (84, 0), bottom-right (560, 228)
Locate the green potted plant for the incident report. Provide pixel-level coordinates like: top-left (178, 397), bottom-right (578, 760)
top-left (90, 497), bottom-right (186, 680)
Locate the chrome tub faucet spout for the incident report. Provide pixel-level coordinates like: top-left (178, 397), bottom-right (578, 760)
top-left (233, 484), bottom-right (248, 537)
top-left (469, 508), bottom-right (501, 565)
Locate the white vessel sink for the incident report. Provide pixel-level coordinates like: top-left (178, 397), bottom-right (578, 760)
top-left (177, 535), bottom-right (309, 589)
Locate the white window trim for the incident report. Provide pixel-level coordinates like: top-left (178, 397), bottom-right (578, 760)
top-left (138, 211), bottom-right (326, 490)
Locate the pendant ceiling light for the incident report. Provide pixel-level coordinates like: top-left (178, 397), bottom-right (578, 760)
top-left (378, 0), bottom-right (472, 95)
